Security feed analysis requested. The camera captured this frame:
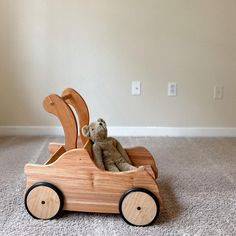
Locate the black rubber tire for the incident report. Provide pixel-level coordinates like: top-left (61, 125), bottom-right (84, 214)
top-left (24, 182), bottom-right (64, 220)
top-left (119, 187), bottom-right (160, 226)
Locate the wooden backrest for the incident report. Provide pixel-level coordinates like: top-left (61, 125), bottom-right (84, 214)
top-left (62, 88), bottom-right (90, 146)
top-left (43, 89), bottom-right (90, 151)
top-left (43, 94), bottom-right (78, 151)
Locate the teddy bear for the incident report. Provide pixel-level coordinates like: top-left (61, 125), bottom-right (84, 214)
top-left (82, 118), bottom-right (140, 172)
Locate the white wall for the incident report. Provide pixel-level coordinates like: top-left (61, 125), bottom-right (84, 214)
top-left (0, 0), bottom-right (236, 128)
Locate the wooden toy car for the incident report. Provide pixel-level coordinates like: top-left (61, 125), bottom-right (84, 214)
top-left (24, 88), bottom-right (163, 226)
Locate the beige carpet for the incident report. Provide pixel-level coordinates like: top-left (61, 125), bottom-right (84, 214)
top-left (0, 136), bottom-right (235, 236)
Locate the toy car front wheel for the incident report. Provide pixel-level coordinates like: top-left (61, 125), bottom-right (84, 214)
top-left (25, 182), bottom-right (64, 220)
top-left (119, 188), bottom-right (160, 226)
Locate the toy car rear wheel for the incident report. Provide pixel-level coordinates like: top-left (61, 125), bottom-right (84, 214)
top-left (25, 182), bottom-right (64, 220)
top-left (119, 188), bottom-right (160, 226)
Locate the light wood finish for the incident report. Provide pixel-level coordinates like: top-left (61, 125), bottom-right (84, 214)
top-left (45, 146), bottom-right (66, 165)
top-left (62, 88), bottom-right (89, 146)
top-left (126, 147), bottom-right (158, 179)
top-left (48, 142), bottom-right (158, 179)
top-left (46, 88), bottom-right (89, 154)
top-left (48, 143), bottom-right (64, 155)
top-left (143, 165), bottom-right (156, 179)
top-left (48, 138), bottom-right (83, 155)
top-left (43, 94), bottom-right (78, 151)
top-left (26, 185), bottom-right (61, 219)
top-left (121, 191), bottom-right (157, 226)
top-left (61, 94), bottom-right (72, 101)
top-left (25, 148), bottom-right (162, 214)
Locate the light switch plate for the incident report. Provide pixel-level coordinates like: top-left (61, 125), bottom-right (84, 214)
top-left (131, 81), bottom-right (141, 95)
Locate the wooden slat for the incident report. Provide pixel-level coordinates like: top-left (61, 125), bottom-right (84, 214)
top-left (48, 143), bottom-right (64, 155)
top-left (48, 138), bottom-right (83, 155)
top-left (62, 88), bottom-right (89, 146)
top-left (44, 146), bottom-right (66, 165)
top-left (43, 94), bottom-right (78, 150)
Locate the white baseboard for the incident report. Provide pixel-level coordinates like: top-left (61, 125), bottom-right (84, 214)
top-left (0, 126), bottom-right (63, 136)
top-left (108, 127), bottom-right (236, 137)
top-left (0, 126), bottom-right (236, 137)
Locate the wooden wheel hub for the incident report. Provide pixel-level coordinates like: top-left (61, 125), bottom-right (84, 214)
top-left (119, 188), bottom-right (159, 226)
top-left (25, 183), bottom-right (63, 220)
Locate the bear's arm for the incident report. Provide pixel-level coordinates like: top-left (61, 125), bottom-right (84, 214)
top-left (114, 139), bottom-right (132, 164)
top-left (92, 143), bottom-right (105, 170)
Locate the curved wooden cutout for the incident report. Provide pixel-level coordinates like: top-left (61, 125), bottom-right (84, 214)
top-left (43, 94), bottom-right (78, 150)
top-left (48, 137), bottom-right (83, 155)
top-left (45, 146), bottom-right (66, 165)
top-left (61, 88), bottom-right (89, 146)
top-left (125, 147), bottom-right (158, 179)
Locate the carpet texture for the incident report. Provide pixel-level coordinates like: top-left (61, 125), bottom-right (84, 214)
top-left (0, 136), bottom-right (235, 236)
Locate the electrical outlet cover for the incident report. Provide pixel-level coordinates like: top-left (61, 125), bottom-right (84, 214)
top-left (131, 81), bottom-right (141, 95)
top-left (168, 82), bottom-right (177, 96)
top-left (214, 86), bottom-right (224, 100)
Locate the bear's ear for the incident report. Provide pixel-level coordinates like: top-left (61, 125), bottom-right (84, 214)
top-left (97, 118), bottom-right (106, 126)
top-left (82, 125), bottom-right (90, 138)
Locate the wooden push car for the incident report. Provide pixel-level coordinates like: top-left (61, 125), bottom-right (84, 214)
top-left (24, 88), bottom-right (163, 226)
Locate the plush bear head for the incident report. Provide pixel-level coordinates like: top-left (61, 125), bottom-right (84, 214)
top-left (82, 118), bottom-right (107, 143)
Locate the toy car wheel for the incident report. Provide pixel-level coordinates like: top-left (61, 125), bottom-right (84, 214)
top-left (119, 188), bottom-right (160, 226)
top-left (25, 182), bottom-right (64, 220)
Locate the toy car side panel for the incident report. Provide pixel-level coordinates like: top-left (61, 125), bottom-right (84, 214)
top-left (25, 149), bottom-right (162, 214)
top-left (125, 147), bottom-right (158, 178)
